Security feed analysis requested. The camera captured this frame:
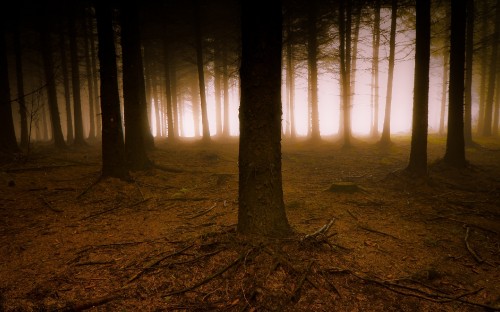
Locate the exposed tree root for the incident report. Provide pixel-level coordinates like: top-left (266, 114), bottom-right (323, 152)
top-left (464, 226), bottom-right (484, 263)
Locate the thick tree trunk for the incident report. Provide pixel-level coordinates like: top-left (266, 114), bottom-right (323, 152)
top-left (444, 0), bottom-right (467, 167)
top-left (482, 0), bottom-right (500, 136)
top-left (0, 25), bottom-right (19, 152)
top-left (58, 23), bottom-right (74, 144)
top-left (238, 0), bottom-right (290, 237)
top-left (439, 50), bottom-right (449, 135)
top-left (68, 7), bottom-right (86, 146)
top-left (39, 17), bottom-right (66, 148)
top-left (371, 0), bottom-right (381, 138)
top-left (193, 0), bottom-right (210, 141)
top-left (308, 0), bottom-right (320, 140)
top-left (380, 0), bottom-right (397, 145)
top-left (13, 21), bottom-right (29, 149)
top-left (95, 1), bottom-right (128, 179)
top-left (83, 12), bottom-right (96, 140)
top-left (464, 0), bottom-right (474, 145)
top-left (121, 2), bottom-right (152, 170)
top-left (407, 0), bottom-right (430, 175)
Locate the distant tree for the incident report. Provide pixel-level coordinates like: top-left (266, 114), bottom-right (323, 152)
top-left (371, 0), bottom-right (381, 138)
top-left (443, 0), bottom-right (467, 167)
top-left (162, 39), bottom-right (176, 141)
top-left (380, 0), bottom-right (398, 146)
top-left (438, 48), bottom-right (449, 136)
top-left (222, 46), bottom-right (231, 137)
top-left (339, 0), bottom-right (352, 147)
top-left (238, 0), bottom-right (291, 237)
top-left (193, 0), bottom-right (210, 141)
top-left (57, 21), bottom-right (74, 144)
top-left (83, 10), bottom-right (96, 140)
top-left (120, 1), bottom-right (152, 170)
top-left (95, 1), bottom-right (128, 179)
top-left (0, 23), bottom-right (19, 153)
top-left (13, 19), bottom-right (29, 149)
top-left (307, 0), bottom-right (320, 140)
top-left (481, 0), bottom-right (500, 136)
top-left (39, 10), bottom-right (66, 149)
top-left (407, 0), bottom-right (431, 175)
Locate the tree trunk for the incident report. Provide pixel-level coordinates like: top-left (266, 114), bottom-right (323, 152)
top-left (482, 0), bottom-right (500, 136)
top-left (308, 0), bottom-right (320, 140)
top-left (58, 23), bottom-right (74, 144)
top-left (464, 0), bottom-right (474, 145)
top-left (371, 0), bottom-right (381, 138)
top-left (193, 0), bottom-right (210, 141)
top-left (350, 7), bottom-right (361, 115)
top-left (163, 39), bottom-right (175, 141)
top-left (439, 49), bottom-right (449, 135)
top-left (13, 21), bottom-right (29, 149)
top-left (121, 2), bottom-right (152, 170)
top-left (407, 0), bottom-right (430, 175)
top-left (170, 63), bottom-right (180, 138)
top-left (95, 1), bottom-right (128, 179)
top-left (339, 0), bottom-right (352, 147)
top-left (39, 16), bottom-right (66, 148)
top-left (222, 47), bottom-right (230, 137)
top-left (380, 0), bottom-right (397, 145)
top-left (444, 0), bottom-right (467, 167)
top-left (89, 17), bottom-right (101, 137)
top-left (214, 41), bottom-right (223, 136)
top-left (68, 7), bottom-right (86, 146)
top-left (238, 0), bottom-right (290, 237)
top-left (83, 11), bottom-right (96, 140)
top-left (191, 77), bottom-right (201, 137)
top-left (477, 0), bottom-right (489, 134)
top-left (0, 25), bottom-right (19, 152)
top-left (286, 31), bottom-right (296, 140)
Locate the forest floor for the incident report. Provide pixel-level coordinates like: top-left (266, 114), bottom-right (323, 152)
top-left (0, 135), bottom-right (499, 312)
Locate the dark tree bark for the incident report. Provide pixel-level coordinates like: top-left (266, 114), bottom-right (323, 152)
top-left (350, 7), bottom-right (361, 113)
top-left (443, 0), bottom-right (467, 167)
top-left (307, 0), bottom-right (320, 140)
top-left (83, 11), bottom-right (96, 140)
top-left (482, 0), bottom-right (500, 136)
top-left (193, 0), bottom-right (210, 141)
top-left (120, 2), bottom-right (152, 170)
top-left (371, 0), bottom-right (381, 138)
top-left (339, 0), bottom-right (352, 147)
top-left (191, 78), bottom-right (201, 137)
top-left (285, 13), bottom-right (296, 140)
top-left (68, 5), bottom-right (86, 146)
top-left (380, 0), bottom-right (397, 145)
top-left (477, 0), bottom-right (489, 134)
top-left (95, 1), bottom-right (128, 179)
top-left (0, 24), bottom-right (19, 152)
top-left (222, 47), bottom-right (230, 137)
top-left (407, 0), bottom-right (430, 175)
top-left (58, 22), bottom-right (74, 144)
top-left (464, 0), bottom-right (474, 145)
top-left (162, 39), bottom-right (175, 141)
top-left (13, 20), bottom-right (29, 149)
top-left (439, 49), bottom-right (449, 136)
top-left (238, 0), bottom-right (291, 237)
top-left (170, 63), bottom-right (180, 138)
top-left (214, 41), bottom-right (223, 136)
top-left (39, 15), bottom-right (66, 148)
top-left (89, 15), bottom-right (101, 137)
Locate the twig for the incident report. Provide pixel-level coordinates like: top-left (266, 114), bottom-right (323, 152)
top-left (357, 224), bottom-right (400, 240)
top-left (163, 252), bottom-right (245, 297)
top-left (183, 203), bottom-right (217, 220)
top-left (135, 181), bottom-right (145, 200)
top-left (127, 244), bottom-right (194, 283)
top-left (40, 196), bottom-right (63, 213)
top-left (291, 261), bottom-right (314, 302)
top-left (304, 218), bottom-right (335, 240)
top-left (464, 227), bottom-right (483, 263)
top-left (346, 209), bottom-right (358, 221)
top-left (76, 176), bottom-right (102, 199)
top-left (80, 198), bottom-right (150, 221)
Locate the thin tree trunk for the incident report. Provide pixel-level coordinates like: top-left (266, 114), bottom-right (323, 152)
top-left (222, 47), bottom-right (230, 137)
top-left (482, 0), bottom-right (500, 136)
top-left (58, 23), bottom-right (74, 144)
top-left (94, 1), bottom-right (128, 179)
top-left (380, 0), bottom-right (397, 145)
top-left (464, 0), bottom-right (474, 145)
top-left (83, 11), bottom-right (96, 140)
top-left (13, 21), bottom-right (29, 149)
top-left (163, 39), bottom-right (175, 141)
top-left (407, 0), bottom-right (430, 175)
top-left (371, 0), bottom-right (381, 138)
top-left (89, 16), bottom-right (101, 137)
top-left (439, 50), bottom-right (449, 135)
top-left (191, 77), bottom-right (200, 137)
top-left (170, 63), bottom-right (179, 138)
top-left (350, 7), bottom-right (361, 114)
top-left (308, 0), bottom-right (320, 140)
top-left (214, 41), bottom-right (223, 136)
top-left (193, 0), bottom-right (210, 141)
top-left (443, 0), bottom-right (467, 167)
top-left (68, 6), bottom-right (86, 146)
top-left (339, 0), bottom-right (352, 147)
top-left (477, 0), bottom-right (489, 134)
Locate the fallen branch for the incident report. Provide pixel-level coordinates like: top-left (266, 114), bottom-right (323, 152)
top-left (303, 218), bottom-right (335, 240)
top-left (183, 203), bottom-right (217, 220)
top-left (128, 244), bottom-right (194, 283)
top-left (40, 197), bottom-right (63, 213)
top-left (357, 224), bottom-right (400, 240)
top-left (163, 252), bottom-right (245, 297)
top-left (80, 198), bottom-right (150, 221)
top-left (76, 176), bottom-right (102, 199)
top-left (464, 227), bottom-right (483, 264)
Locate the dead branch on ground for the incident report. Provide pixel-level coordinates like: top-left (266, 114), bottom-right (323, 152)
top-left (464, 226), bottom-right (484, 263)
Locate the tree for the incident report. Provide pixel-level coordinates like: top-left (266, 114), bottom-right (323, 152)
top-left (238, 0), bottom-right (291, 237)
top-left (463, 0), bottom-right (474, 146)
top-left (371, 0), bottom-right (381, 138)
top-left (339, 0), bottom-right (352, 147)
top-left (380, 0), bottom-right (398, 145)
top-left (83, 10), bottom-right (96, 140)
top-left (58, 21), bottom-right (74, 144)
top-left (481, 0), bottom-right (500, 136)
top-left (13, 19), bottom-right (29, 149)
top-left (443, 0), bottom-right (467, 167)
top-left (307, 0), bottom-right (320, 140)
top-left (438, 48), bottom-right (449, 136)
top-left (120, 1), bottom-right (152, 170)
top-left (0, 22), bottom-right (19, 153)
top-left (95, 1), bottom-right (128, 179)
top-left (39, 10), bottom-right (67, 149)
top-left (407, 0), bottom-right (431, 175)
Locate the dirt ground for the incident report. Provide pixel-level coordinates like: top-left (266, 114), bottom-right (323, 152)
top-left (0, 135), bottom-right (499, 311)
